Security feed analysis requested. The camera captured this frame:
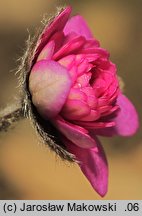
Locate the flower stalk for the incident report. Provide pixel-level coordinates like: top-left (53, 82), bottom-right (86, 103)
top-left (0, 103), bottom-right (24, 132)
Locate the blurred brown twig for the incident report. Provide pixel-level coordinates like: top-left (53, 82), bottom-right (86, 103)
top-left (0, 103), bottom-right (24, 132)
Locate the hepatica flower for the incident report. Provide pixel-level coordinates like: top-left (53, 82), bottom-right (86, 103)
top-left (22, 6), bottom-right (139, 196)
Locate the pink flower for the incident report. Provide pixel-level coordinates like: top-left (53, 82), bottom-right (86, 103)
top-left (28, 7), bottom-right (139, 196)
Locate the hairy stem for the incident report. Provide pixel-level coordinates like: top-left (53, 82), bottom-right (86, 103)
top-left (0, 103), bottom-right (24, 132)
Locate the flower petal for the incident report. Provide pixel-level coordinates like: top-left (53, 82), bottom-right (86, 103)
top-left (64, 137), bottom-right (108, 197)
top-left (35, 7), bottom-right (71, 57)
top-left (113, 93), bottom-right (139, 136)
top-left (75, 121), bottom-right (115, 129)
top-left (53, 36), bottom-right (85, 60)
top-left (29, 60), bottom-right (71, 118)
top-left (53, 116), bottom-right (97, 148)
top-left (37, 41), bottom-right (55, 61)
top-left (61, 99), bottom-right (90, 120)
top-left (64, 15), bottom-right (93, 39)
top-left (92, 93), bottom-right (139, 136)
top-left (49, 31), bottom-right (65, 53)
top-left (79, 110), bottom-right (100, 121)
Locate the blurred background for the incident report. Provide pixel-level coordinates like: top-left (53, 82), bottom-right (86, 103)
top-left (0, 0), bottom-right (142, 199)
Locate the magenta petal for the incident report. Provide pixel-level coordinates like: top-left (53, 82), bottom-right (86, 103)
top-left (64, 15), bottom-right (93, 39)
top-left (53, 36), bottom-right (85, 60)
top-left (91, 127), bottom-right (116, 137)
top-left (35, 7), bottom-right (71, 57)
top-left (46, 7), bottom-right (71, 36)
top-left (113, 93), bottom-right (139, 136)
top-left (61, 99), bottom-right (90, 120)
top-left (65, 138), bottom-right (108, 197)
top-left (92, 93), bottom-right (139, 137)
top-left (53, 116), bottom-right (97, 148)
top-left (29, 60), bottom-right (71, 118)
top-left (37, 40), bottom-right (55, 61)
